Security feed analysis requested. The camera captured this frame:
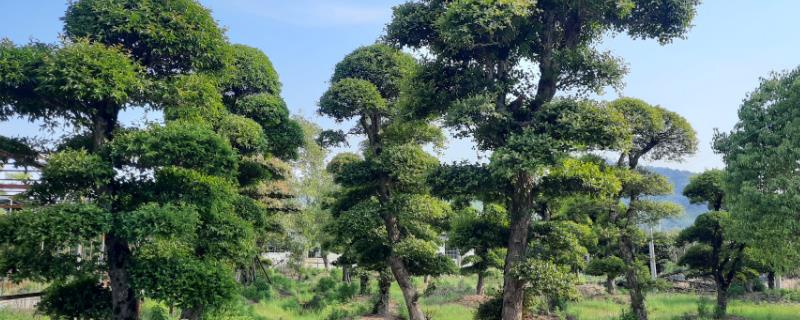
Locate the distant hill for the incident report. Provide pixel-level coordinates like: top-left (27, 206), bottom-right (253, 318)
top-left (644, 166), bottom-right (707, 230)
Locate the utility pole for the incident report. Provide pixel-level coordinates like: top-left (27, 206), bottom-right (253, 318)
top-left (648, 226), bottom-right (657, 280)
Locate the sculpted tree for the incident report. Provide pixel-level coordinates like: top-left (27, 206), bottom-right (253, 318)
top-left (677, 172), bottom-right (752, 320)
top-left (683, 169), bottom-right (725, 211)
top-left (385, 2), bottom-right (699, 318)
top-left (318, 44), bottom-right (454, 320)
top-left (448, 203), bottom-right (508, 295)
top-left (0, 1), bottom-right (302, 319)
top-left (714, 68), bottom-right (800, 270)
top-left (323, 152), bottom-right (394, 315)
top-left (609, 97), bottom-right (696, 319)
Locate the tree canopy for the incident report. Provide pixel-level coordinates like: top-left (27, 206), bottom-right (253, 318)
top-left (714, 68), bottom-right (800, 268)
top-left (0, 1), bottom-right (303, 319)
top-left (386, 1), bottom-right (700, 318)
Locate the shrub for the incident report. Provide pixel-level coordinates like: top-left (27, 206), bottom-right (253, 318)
top-left (143, 304), bottom-right (172, 320)
top-left (474, 294), bottom-right (503, 320)
top-left (728, 282), bottom-right (746, 296)
top-left (281, 297), bottom-right (301, 312)
top-left (696, 296), bottom-right (712, 319)
top-left (335, 282), bottom-right (359, 302)
top-left (315, 276), bottom-right (338, 292)
top-left (303, 294), bottom-right (327, 312)
top-left (241, 278), bottom-right (273, 302)
top-left (37, 277), bottom-right (112, 319)
top-left (617, 309), bottom-right (637, 320)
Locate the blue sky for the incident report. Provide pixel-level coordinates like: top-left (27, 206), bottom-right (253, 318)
top-left (2, 0), bottom-right (799, 172)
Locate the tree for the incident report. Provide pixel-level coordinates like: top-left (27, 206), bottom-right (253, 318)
top-left (322, 154), bottom-right (394, 314)
top-left (714, 68), bottom-right (800, 270)
top-left (0, 1), bottom-right (302, 319)
top-left (683, 169), bottom-right (725, 211)
top-left (677, 211), bottom-right (749, 319)
top-left (608, 97), bottom-right (696, 319)
top-left (448, 204), bottom-right (508, 295)
top-left (318, 44), bottom-right (455, 320)
top-left (586, 255), bottom-right (626, 294)
top-left (385, 2), bottom-right (700, 319)
top-left (289, 117), bottom-right (336, 270)
top-left (678, 169), bottom-right (753, 319)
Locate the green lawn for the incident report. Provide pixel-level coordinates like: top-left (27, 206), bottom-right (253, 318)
top-left (565, 293), bottom-right (800, 320)
top-left (4, 272), bottom-right (800, 320)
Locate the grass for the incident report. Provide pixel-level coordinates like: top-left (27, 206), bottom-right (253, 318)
top-left (564, 292), bottom-right (800, 320)
top-left (0, 309), bottom-right (46, 320)
top-left (4, 271), bottom-right (800, 320)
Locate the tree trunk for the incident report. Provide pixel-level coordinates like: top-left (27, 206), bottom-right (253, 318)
top-left (389, 256), bottom-right (426, 320)
top-left (360, 272), bottom-right (370, 295)
top-left (95, 111), bottom-right (139, 320)
top-left (342, 265), bottom-right (352, 284)
top-left (322, 250), bottom-right (330, 270)
top-left (620, 234), bottom-right (647, 320)
top-left (476, 272), bottom-right (486, 295)
top-left (714, 283), bottom-right (728, 319)
top-left (372, 269), bottom-right (392, 315)
top-left (768, 271), bottom-right (776, 290)
top-left (382, 197), bottom-right (426, 320)
top-left (605, 275), bottom-right (616, 295)
top-left (501, 173), bottom-right (535, 320)
top-left (107, 234), bottom-right (139, 320)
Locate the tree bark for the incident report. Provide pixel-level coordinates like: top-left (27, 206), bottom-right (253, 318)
top-left (322, 250), bottom-right (330, 270)
top-left (342, 265), bottom-right (352, 283)
top-left (380, 182), bottom-right (426, 320)
top-left (768, 271), bottom-right (776, 290)
top-left (501, 173), bottom-right (535, 320)
top-left (372, 269), bottom-right (392, 315)
top-left (360, 272), bottom-right (370, 295)
top-left (620, 233), bottom-right (647, 320)
top-left (714, 283), bottom-right (728, 319)
top-left (94, 111), bottom-right (139, 320)
top-left (476, 272), bottom-right (486, 295)
top-left (389, 255), bottom-right (426, 320)
top-left (107, 234), bottom-right (139, 320)
top-left (605, 275), bottom-right (616, 295)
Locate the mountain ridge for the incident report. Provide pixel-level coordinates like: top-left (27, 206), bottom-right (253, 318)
top-left (644, 166), bottom-right (707, 230)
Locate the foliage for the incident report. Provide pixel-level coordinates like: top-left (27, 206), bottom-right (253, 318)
top-left (475, 294), bottom-right (504, 320)
top-left (27, 149), bottom-right (113, 202)
top-left (0, 1), bottom-right (304, 318)
top-left (677, 169), bottom-right (751, 319)
top-left (319, 43), bottom-right (453, 319)
top-left (516, 259), bottom-right (579, 309)
top-left (587, 256), bottom-right (626, 280)
top-left (37, 276), bottom-right (113, 319)
top-left (218, 44), bottom-right (281, 104)
top-left (387, 0), bottom-right (700, 317)
top-left (714, 68), bottom-right (800, 268)
top-left (449, 204), bottom-right (508, 277)
top-left (682, 169), bottom-right (725, 211)
top-left (63, 0), bottom-right (227, 76)
top-left (0, 39), bottom-right (144, 128)
top-left (0, 203), bottom-right (110, 281)
top-left (0, 136), bottom-right (39, 167)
